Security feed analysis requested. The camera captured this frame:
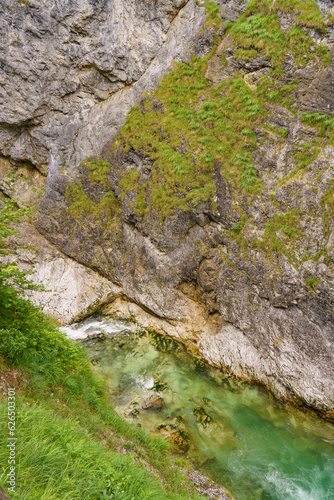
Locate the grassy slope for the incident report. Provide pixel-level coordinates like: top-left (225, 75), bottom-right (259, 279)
top-left (114, 0), bottom-right (332, 221)
top-left (0, 296), bottom-right (205, 500)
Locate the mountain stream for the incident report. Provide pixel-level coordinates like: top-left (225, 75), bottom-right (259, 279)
top-left (60, 316), bottom-right (334, 500)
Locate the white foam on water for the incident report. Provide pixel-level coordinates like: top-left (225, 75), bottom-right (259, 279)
top-left (135, 375), bottom-right (155, 390)
top-left (60, 316), bottom-right (138, 340)
top-left (265, 465), bottom-right (330, 500)
top-left (59, 321), bottom-right (101, 340)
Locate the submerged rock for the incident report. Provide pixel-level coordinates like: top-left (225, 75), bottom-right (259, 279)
top-left (124, 401), bottom-right (140, 418)
top-left (166, 431), bottom-right (190, 452)
top-left (193, 406), bottom-right (214, 426)
top-left (153, 423), bottom-right (190, 451)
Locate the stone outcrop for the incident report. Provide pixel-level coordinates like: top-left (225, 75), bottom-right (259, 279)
top-left (1, 0), bottom-right (334, 418)
top-left (142, 393), bottom-right (164, 410)
top-left (3, 223), bottom-right (120, 324)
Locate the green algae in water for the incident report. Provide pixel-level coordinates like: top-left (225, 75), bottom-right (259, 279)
top-left (64, 317), bottom-right (334, 500)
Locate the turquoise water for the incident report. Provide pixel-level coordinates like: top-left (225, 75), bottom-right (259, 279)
top-left (62, 317), bottom-right (334, 500)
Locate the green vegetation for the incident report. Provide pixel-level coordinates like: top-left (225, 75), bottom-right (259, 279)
top-left (301, 112), bottom-right (334, 138)
top-left (0, 202), bottom-right (204, 499)
top-left (274, 140), bottom-right (323, 185)
top-left (66, 183), bottom-right (120, 223)
top-left (305, 276), bottom-right (320, 288)
top-left (321, 178), bottom-right (334, 235)
top-left (116, 68), bottom-right (265, 219)
top-left (233, 48), bottom-right (260, 62)
top-left (231, 2), bottom-right (327, 72)
top-left (256, 210), bottom-right (303, 260)
top-left (231, 213), bottom-right (248, 233)
top-left (230, 208), bottom-right (307, 263)
top-left (0, 200), bottom-right (44, 311)
top-left (65, 1), bottom-right (331, 266)
top-left (245, 0), bottom-right (326, 31)
top-left (111, 0), bottom-right (329, 227)
top-left (83, 157), bottom-right (111, 189)
top-left (0, 387), bottom-right (203, 499)
top-left (119, 168), bottom-right (139, 201)
top-left (203, 0), bottom-right (221, 30)
top-left (263, 124), bottom-right (289, 138)
top-left (66, 158), bottom-right (120, 227)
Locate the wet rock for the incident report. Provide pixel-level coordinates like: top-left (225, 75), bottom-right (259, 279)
top-left (192, 405), bottom-right (236, 446)
top-left (153, 423), bottom-right (177, 436)
top-left (166, 431), bottom-right (190, 451)
top-left (124, 401), bottom-right (140, 418)
top-left (81, 332), bottom-right (106, 345)
top-left (193, 406), bottom-right (214, 426)
top-left (142, 393), bottom-right (164, 410)
top-left (153, 423), bottom-right (190, 451)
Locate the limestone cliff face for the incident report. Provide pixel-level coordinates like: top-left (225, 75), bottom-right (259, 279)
top-left (0, 0), bottom-right (208, 313)
top-left (0, 0), bottom-right (206, 177)
top-left (1, 0), bottom-right (334, 417)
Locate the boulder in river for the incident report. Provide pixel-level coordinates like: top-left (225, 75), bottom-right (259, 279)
top-left (153, 423), bottom-right (190, 451)
top-left (142, 393), bottom-right (164, 410)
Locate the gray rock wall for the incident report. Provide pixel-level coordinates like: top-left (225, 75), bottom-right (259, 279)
top-left (0, 0), bottom-right (205, 176)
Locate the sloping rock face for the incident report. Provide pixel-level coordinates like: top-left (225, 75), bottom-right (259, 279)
top-left (0, 0), bottom-right (206, 176)
top-left (1, 223), bottom-right (121, 324)
top-left (1, 0), bottom-right (334, 417)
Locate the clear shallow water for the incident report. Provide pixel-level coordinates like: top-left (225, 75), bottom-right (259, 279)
top-left (61, 316), bottom-right (334, 500)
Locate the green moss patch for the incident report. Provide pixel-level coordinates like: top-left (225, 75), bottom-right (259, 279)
top-left (66, 183), bottom-right (120, 224)
top-left (321, 178), bottom-right (334, 235)
top-left (82, 157), bottom-right (111, 189)
top-left (231, 1), bottom-right (328, 73)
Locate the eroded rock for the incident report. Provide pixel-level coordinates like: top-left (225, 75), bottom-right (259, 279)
top-left (2, 223), bottom-right (120, 325)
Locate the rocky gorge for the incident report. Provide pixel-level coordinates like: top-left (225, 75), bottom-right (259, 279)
top-left (1, 0), bottom-right (334, 420)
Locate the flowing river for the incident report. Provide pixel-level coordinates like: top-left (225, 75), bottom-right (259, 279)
top-left (60, 316), bottom-right (334, 500)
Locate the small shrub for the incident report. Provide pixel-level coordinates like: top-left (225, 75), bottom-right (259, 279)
top-left (0, 328), bottom-right (27, 359)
